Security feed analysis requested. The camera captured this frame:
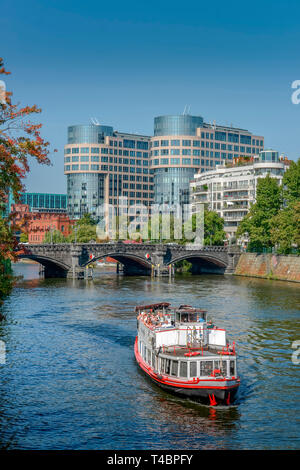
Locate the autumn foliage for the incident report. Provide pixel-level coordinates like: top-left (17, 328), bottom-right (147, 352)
top-left (0, 57), bottom-right (54, 298)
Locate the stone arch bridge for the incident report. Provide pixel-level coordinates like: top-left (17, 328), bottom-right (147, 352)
top-left (18, 242), bottom-right (241, 279)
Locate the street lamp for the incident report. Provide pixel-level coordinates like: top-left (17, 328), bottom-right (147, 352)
top-left (74, 225), bottom-right (78, 244)
top-left (50, 224), bottom-right (54, 244)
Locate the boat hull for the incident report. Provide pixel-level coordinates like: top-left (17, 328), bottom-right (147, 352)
top-left (134, 337), bottom-right (239, 406)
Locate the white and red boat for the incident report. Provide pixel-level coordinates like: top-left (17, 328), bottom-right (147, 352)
top-left (134, 303), bottom-right (240, 406)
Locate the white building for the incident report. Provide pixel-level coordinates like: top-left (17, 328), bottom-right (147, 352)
top-left (190, 150), bottom-right (290, 240)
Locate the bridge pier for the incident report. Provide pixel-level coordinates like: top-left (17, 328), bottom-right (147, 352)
top-left (224, 245), bottom-right (241, 274)
top-left (67, 245), bottom-right (85, 279)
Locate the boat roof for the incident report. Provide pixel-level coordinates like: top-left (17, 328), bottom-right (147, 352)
top-left (135, 302), bottom-right (171, 312)
top-left (177, 305), bottom-right (207, 314)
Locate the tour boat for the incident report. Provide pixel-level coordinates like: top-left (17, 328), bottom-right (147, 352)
top-left (134, 303), bottom-right (240, 406)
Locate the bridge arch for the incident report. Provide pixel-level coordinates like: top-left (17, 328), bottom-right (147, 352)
top-left (168, 253), bottom-right (228, 275)
top-left (19, 254), bottom-right (71, 278)
top-left (82, 252), bottom-right (152, 276)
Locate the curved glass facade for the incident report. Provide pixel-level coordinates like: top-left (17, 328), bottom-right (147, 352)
top-left (68, 125), bottom-right (113, 144)
top-left (154, 167), bottom-right (195, 206)
top-left (154, 115), bottom-right (204, 136)
top-left (67, 173), bottom-right (105, 219)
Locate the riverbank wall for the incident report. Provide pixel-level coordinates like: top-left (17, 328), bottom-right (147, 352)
top-left (234, 253), bottom-right (300, 283)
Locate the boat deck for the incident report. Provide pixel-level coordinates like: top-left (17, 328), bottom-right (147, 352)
top-left (160, 345), bottom-right (230, 359)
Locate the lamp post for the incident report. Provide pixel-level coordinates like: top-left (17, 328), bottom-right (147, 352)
top-left (74, 225), bottom-right (78, 244)
top-left (50, 224), bottom-right (54, 244)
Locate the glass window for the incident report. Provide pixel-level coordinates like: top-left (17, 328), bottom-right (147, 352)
top-left (190, 361), bottom-right (197, 377)
top-left (230, 360), bottom-right (235, 376)
top-left (200, 360), bottom-right (213, 376)
top-left (179, 361), bottom-right (187, 377)
top-left (171, 361), bottom-right (178, 376)
top-left (171, 139), bottom-right (180, 146)
top-left (182, 140), bottom-right (191, 146)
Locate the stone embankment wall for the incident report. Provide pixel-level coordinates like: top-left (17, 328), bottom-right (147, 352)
top-left (234, 253), bottom-right (300, 283)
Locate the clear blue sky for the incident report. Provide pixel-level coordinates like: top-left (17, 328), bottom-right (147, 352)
top-left (1, 0), bottom-right (300, 193)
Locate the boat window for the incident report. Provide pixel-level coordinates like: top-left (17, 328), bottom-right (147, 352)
top-left (171, 360), bottom-right (178, 376)
top-left (190, 361), bottom-right (197, 377)
top-left (179, 361), bottom-right (187, 377)
top-left (165, 359), bottom-right (171, 374)
top-left (230, 360), bottom-right (235, 376)
top-left (160, 358), bottom-right (165, 373)
top-left (152, 352), bottom-right (155, 368)
top-left (214, 360), bottom-right (227, 376)
top-left (200, 360), bottom-right (213, 376)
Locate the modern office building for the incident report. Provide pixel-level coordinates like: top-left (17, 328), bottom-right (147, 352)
top-left (64, 124), bottom-right (154, 225)
top-left (20, 193), bottom-right (67, 214)
top-left (150, 114), bottom-right (264, 208)
top-left (4, 191), bottom-right (67, 217)
top-left (190, 150), bottom-right (289, 239)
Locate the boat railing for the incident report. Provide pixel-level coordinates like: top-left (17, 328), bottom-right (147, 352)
top-left (160, 342), bottom-right (236, 357)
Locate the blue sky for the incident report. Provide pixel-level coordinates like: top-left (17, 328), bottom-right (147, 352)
top-left (1, 0), bottom-right (300, 193)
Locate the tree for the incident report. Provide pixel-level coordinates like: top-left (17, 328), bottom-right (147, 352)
top-left (43, 229), bottom-right (67, 244)
top-left (75, 213), bottom-right (97, 226)
top-left (269, 159), bottom-right (300, 253)
top-left (67, 214), bottom-right (97, 243)
top-left (0, 58), bottom-right (53, 300)
top-left (270, 207), bottom-right (295, 254)
top-left (237, 175), bottom-right (281, 250)
top-left (67, 224), bottom-right (97, 243)
top-left (282, 159), bottom-right (300, 206)
top-left (203, 209), bottom-right (226, 245)
top-left (19, 232), bottom-right (28, 243)
top-left (180, 209), bottom-right (226, 246)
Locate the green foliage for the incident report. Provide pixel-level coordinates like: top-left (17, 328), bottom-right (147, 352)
top-left (175, 259), bottom-right (193, 273)
top-left (75, 213), bottom-right (97, 226)
top-left (43, 229), bottom-right (67, 244)
top-left (282, 159), bottom-right (300, 206)
top-left (179, 209), bottom-right (225, 245)
top-left (203, 209), bottom-right (226, 245)
top-left (19, 232), bottom-right (28, 243)
top-left (238, 160), bottom-right (300, 254)
top-left (67, 222), bottom-right (97, 243)
top-left (270, 207), bottom-right (295, 254)
top-left (0, 257), bottom-right (13, 302)
top-left (237, 175), bottom-right (281, 250)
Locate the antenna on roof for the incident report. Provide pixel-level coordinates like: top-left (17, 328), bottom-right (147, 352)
top-left (183, 105), bottom-right (191, 115)
top-left (90, 117), bottom-right (100, 125)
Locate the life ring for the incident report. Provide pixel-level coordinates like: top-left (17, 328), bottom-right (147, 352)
top-left (184, 351), bottom-right (201, 357)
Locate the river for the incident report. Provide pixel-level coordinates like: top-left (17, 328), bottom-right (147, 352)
top-left (0, 262), bottom-right (299, 450)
